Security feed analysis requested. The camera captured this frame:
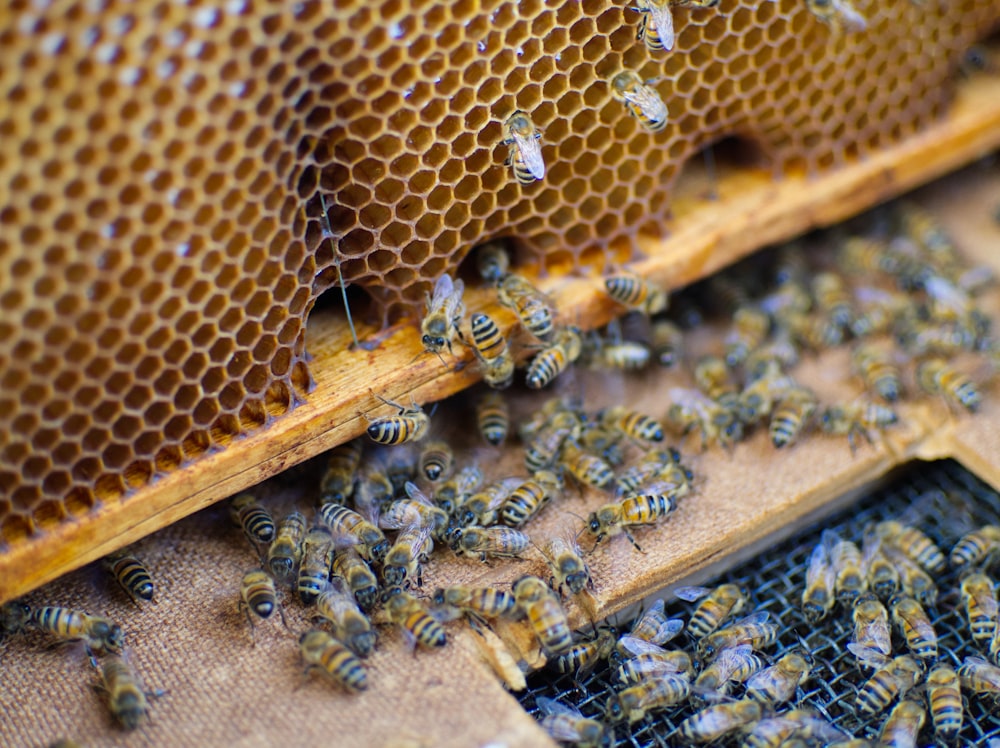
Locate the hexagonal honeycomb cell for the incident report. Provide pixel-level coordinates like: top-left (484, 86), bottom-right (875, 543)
top-left (0, 0), bottom-right (997, 546)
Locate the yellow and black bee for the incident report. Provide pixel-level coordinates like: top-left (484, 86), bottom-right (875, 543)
top-left (604, 274), bottom-right (668, 315)
top-left (448, 525), bottom-right (531, 561)
top-left (513, 575), bottom-right (572, 656)
top-left (365, 393), bottom-right (430, 445)
top-left (675, 583), bottom-right (749, 639)
top-left (856, 654), bottom-right (922, 714)
top-left (501, 470), bottom-right (563, 527)
top-left (239, 569), bottom-right (286, 645)
top-left (315, 577), bottom-right (377, 658)
top-left (266, 511), bottom-right (307, 583)
top-left (678, 699), bottom-right (763, 744)
top-left (609, 72), bottom-right (668, 133)
top-left (31, 607), bottom-right (124, 655)
top-left (418, 440), bottom-right (453, 483)
top-left (470, 313), bottom-right (514, 390)
top-left (420, 273), bottom-right (465, 361)
top-left (319, 439), bottom-right (364, 504)
top-left (586, 490), bottom-right (678, 551)
top-left (299, 629), bottom-right (368, 692)
top-left (297, 526), bottom-right (335, 605)
top-left (230, 492), bottom-right (275, 548)
top-left (917, 358), bottom-right (981, 413)
top-left (96, 655), bottom-right (156, 730)
top-left (536, 697), bottom-right (607, 748)
top-left (926, 663), bottom-right (963, 740)
top-left (526, 326), bottom-right (583, 390)
top-left (497, 273), bottom-right (556, 342)
top-left (476, 390), bottom-right (510, 446)
top-left (103, 551), bottom-right (155, 605)
top-left (383, 586), bottom-right (447, 649)
top-left (502, 110), bottom-right (545, 184)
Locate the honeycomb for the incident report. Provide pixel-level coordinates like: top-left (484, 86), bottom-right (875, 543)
top-left (0, 0), bottom-right (998, 548)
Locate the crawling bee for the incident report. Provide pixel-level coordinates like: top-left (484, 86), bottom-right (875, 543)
top-left (819, 400), bottom-right (898, 453)
top-left (526, 326), bottom-right (583, 389)
top-left (876, 520), bottom-right (946, 573)
top-left (449, 525), bottom-right (531, 561)
top-left (878, 699), bottom-right (926, 747)
top-left (501, 470), bottom-right (563, 527)
top-left (604, 274), bottom-right (668, 315)
top-left (652, 319), bottom-right (684, 367)
top-left (540, 530), bottom-right (592, 597)
top-left (365, 394), bottom-right (430, 445)
top-left (96, 655), bottom-right (156, 730)
top-left (230, 492), bottom-right (275, 549)
top-left (432, 585), bottom-right (518, 626)
top-left (30, 607), bottom-right (124, 655)
top-left (862, 529), bottom-right (900, 600)
top-left (380, 444), bottom-right (418, 495)
top-left (848, 593), bottom-right (891, 660)
top-left (381, 523), bottom-right (433, 589)
top-left (852, 344), bottom-right (903, 403)
top-left (354, 461), bottom-right (394, 514)
top-left (812, 271), bottom-right (853, 328)
top-left (553, 627), bottom-right (617, 676)
top-left (891, 594), bottom-right (937, 661)
top-left (381, 482), bottom-right (449, 541)
top-left (297, 526), bottom-right (335, 605)
top-left (475, 240), bottom-right (510, 284)
top-left (331, 545), bottom-right (379, 611)
top-left (678, 698), bottom-right (763, 743)
top-left (769, 385), bottom-right (818, 448)
top-left (239, 569), bottom-right (287, 645)
top-left (298, 629), bottom-right (368, 692)
top-left (609, 71), bottom-right (668, 133)
top-left (693, 644), bottom-right (764, 700)
top-left (960, 571), bottom-right (998, 644)
top-left (433, 464), bottom-right (484, 516)
top-left (0, 600), bottom-right (31, 639)
top-left (419, 440), bottom-right (453, 483)
top-left (497, 273), bottom-right (556, 341)
top-left (383, 586), bottom-right (446, 649)
top-left (802, 539), bottom-right (836, 622)
top-left (959, 655), bottom-right (1000, 701)
top-left (742, 709), bottom-right (844, 748)
top-left (513, 576), bottom-right (572, 656)
top-left (805, 0), bottom-right (867, 32)
top-left (315, 578), bottom-right (377, 658)
top-left (476, 392), bottom-right (510, 447)
top-left (319, 439), bottom-right (364, 504)
top-left (605, 675), bottom-right (691, 723)
top-left (882, 543), bottom-right (939, 606)
top-left (745, 650), bottom-right (812, 704)
top-left (586, 489), bottom-right (678, 551)
top-left (558, 441), bottom-right (614, 490)
top-left (535, 697), bottom-right (607, 748)
top-left (420, 273), bottom-right (465, 362)
top-left (926, 663), bottom-right (963, 740)
top-left (697, 612), bottom-right (777, 661)
top-left (951, 525), bottom-right (1000, 568)
top-left (470, 314), bottom-right (515, 390)
top-left (825, 529), bottom-right (867, 603)
top-left (851, 285), bottom-right (915, 337)
top-left (666, 387), bottom-right (742, 451)
top-left (856, 654), bottom-right (923, 714)
top-left (614, 448), bottom-right (683, 498)
top-left (266, 511), bottom-right (306, 583)
top-left (525, 410), bottom-right (582, 472)
top-left (917, 358), bottom-right (981, 413)
top-left (674, 583), bottom-right (749, 639)
top-left (103, 551), bottom-right (155, 605)
top-left (457, 477), bottom-right (522, 527)
top-left (318, 502), bottom-right (388, 563)
top-left (599, 406), bottom-right (664, 444)
top-left (724, 306), bottom-right (771, 368)
top-left (634, 0), bottom-right (677, 52)
top-left (502, 110), bottom-right (545, 184)
top-left (618, 600), bottom-right (685, 655)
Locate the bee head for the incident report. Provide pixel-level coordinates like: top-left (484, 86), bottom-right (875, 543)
top-left (421, 333), bottom-right (446, 350)
top-left (605, 695), bottom-right (624, 723)
top-left (586, 513), bottom-right (601, 535)
top-left (380, 586), bottom-right (404, 604)
top-left (383, 565), bottom-right (406, 588)
top-left (431, 588), bottom-right (447, 607)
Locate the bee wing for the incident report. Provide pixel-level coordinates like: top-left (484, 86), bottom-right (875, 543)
top-left (536, 696), bottom-right (583, 719)
top-left (906, 613), bottom-right (938, 645)
top-left (428, 273), bottom-right (454, 312)
top-left (623, 82), bottom-right (668, 124)
top-left (631, 599), bottom-right (666, 630)
top-left (403, 481), bottom-right (436, 508)
top-left (832, 0), bottom-right (867, 31)
top-left (847, 642), bottom-right (891, 669)
top-left (805, 543), bottom-right (832, 588)
top-left (714, 643), bottom-right (755, 675)
top-left (647, 2), bottom-right (675, 51)
top-left (445, 277), bottom-right (465, 319)
top-left (379, 501), bottom-right (420, 531)
top-left (674, 586), bottom-right (711, 602)
top-left (650, 618), bottom-right (685, 645)
top-left (512, 129), bottom-right (545, 181)
top-left (622, 657), bottom-right (688, 680)
top-left (733, 610), bottom-right (770, 626)
top-left (618, 635), bottom-right (668, 657)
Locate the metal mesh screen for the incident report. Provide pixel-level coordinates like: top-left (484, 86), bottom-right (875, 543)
top-left (519, 459), bottom-right (1000, 746)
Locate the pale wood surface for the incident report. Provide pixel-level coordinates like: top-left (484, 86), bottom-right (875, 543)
top-left (2, 73), bottom-right (1000, 605)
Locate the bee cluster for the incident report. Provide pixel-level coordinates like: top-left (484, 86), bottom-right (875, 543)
top-left (523, 461), bottom-right (1000, 747)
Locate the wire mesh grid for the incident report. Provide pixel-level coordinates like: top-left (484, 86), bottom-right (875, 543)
top-left (519, 459), bottom-right (1000, 746)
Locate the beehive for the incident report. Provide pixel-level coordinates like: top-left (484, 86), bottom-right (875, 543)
top-left (1, 0), bottom-right (1000, 598)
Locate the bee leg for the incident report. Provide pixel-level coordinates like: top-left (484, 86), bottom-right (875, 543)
top-left (623, 529), bottom-right (645, 553)
top-left (277, 604), bottom-right (290, 631)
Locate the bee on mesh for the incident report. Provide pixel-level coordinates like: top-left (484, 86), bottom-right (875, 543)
top-left (890, 594), bottom-right (937, 662)
top-left (801, 538), bottom-right (835, 623)
top-left (103, 550), bottom-right (155, 605)
top-left (239, 569), bottom-right (288, 645)
top-left (950, 524), bottom-right (1000, 569)
top-left (742, 708), bottom-right (845, 748)
top-left (926, 663), bottom-right (963, 741)
top-left (614, 636), bottom-right (694, 685)
top-left (959, 655), bottom-right (1000, 702)
top-left (692, 643), bottom-right (765, 703)
top-left (502, 110), bottom-right (544, 184)
top-left (854, 652), bottom-right (923, 715)
top-left (419, 273), bottom-right (465, 366)
top-left (298, 629), bottom-right (368, 692)
top-left (674, 583), bottom-right (750, 639)
top-left (861, 528), bottom-right (899, 601)
top-left (364, 393), bottom-right (430, 445)
top-left (881, 542), bottom-right (938, 606)
top-left (847, 593), bottom-right (891, 662)
top-left (696, 611), bottom-right (777, 661)
top-left (609, 71), bottom-right (668, 133)
top-left (744, 650), bottom-right (813, 705)
top-left (605, 670), bottom-right (690, 723)
top-left (678, 698), bottom-right (763, 743)
top-left (959, 571), bottom-right (998, 646)
top-left (534, 697), bottom-right (607, 748)
top-left (878, 698), bottom-right (926, 747)
top-left (551, 626), bottom-right (617, 678)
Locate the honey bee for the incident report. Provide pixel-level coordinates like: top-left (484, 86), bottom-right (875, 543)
top-left (881, 543), bottom-right (938, 606)
top-left (916, 358), bottom-right (981, 413)
top-left (805, 0), bottom-right (867, 32)
top-left (950, 525), bottom-right (1000, 568)
top-left (318, 502), bottom-right (388, 563)
top-left (891, 594), bottom-right (938, 661)
top-left (315, 577), bottom-right (377, 658)
top-left (745, 336), bottom-right (800, 383)
top-left (959, 655), bottom-right (1000, 701)
top-left (382, 482), bottom-right (451, 541)
top-left (298, 629), bottom-right (368, 692)
top-left (497, 273), bottom-right (556, 341)
top-left (697, 612), bottom-right (777, 661)
top-left (383, 586), bottom-right (447, 649)
top-left (599, 337), bottom-right (652, 371)
top-left (652, 319), bottom-right (684, 367)
top-left (418, 440), bottom-right (453, 483)
top-left (535, 697), bottom-right (607, 748)
top-left (856, 655), bottom-right (923, 714)
top-left (297, 526), bottom-right (335, 605)
top-left (474, 391), bottom-right (510, 447)
top-left (525, 410), bottom-right (582, 472)
top-left (614, 447), bottom-right (683, 498)
top-left (457, 477), bottom-right (522, 527)
top-left (878, 699), bottom-right (925, 747)
top-left (898, 320), bottom-right (978, 357)
top-left (737, 364), bottom-right (796, 427)
top-left (812, 271), bottom-right (853, 328)
top-left (30, 607), bottom-right (124, 655)
top-left (876, 520), bottom-right (946, 573)
top-left (526, 326), bottom-right (583, 390)
top-left (615, 635), bottom-right (693, 682)
top-left (693, 644), bottom-right (765, 700)
top-left (851, 344), bottom-right (903, 403)
top-left (558, 440), bottom-right (614, 490)
top-left (802, 539), bottom-right (836, 622)
top-left (475, 240), bottom-right (510, 284)
top-left (380, 444), bottom-right (419, 495)
top-left (862, 529), bottom-right (900, 601)
top-left (723, 306), bottom-right (771, 368)
top-left (503, 110), bottom-right (545, 184)
top-left (586, 490), bottom-right (678, 551)
top-left (926, 663), bottom-right (963, 740)
top-left (433, 464), bottom-right (484, 516)
top-left (819, 400), bottom-right (899, 453)
top-left (619, 599), bottom-right (685, 653)
top-left (319, 439), bottom-right (364, 504)
top-left (431, 585), bottom-right (519, 625)
top-left (666, 387), bottom-right (743, 451)
top-left (103, 551), bottom-right (155, 605)
top-left (579, 420), bottom-right (627, 467)
top-left (381, 523), bottom-right (433, 589)
top-left (0, 599), bottom-right (31, 639)
top-left (605, 675), bottom-right (691, 723)
top-left (239, 569), bottom-right (287, 644)
top-left (501, 470), bottom-right (563, 527)
top-left (825, 529), bottom-right (867, 603)
top-left (769, 385), bottom-right (818, 448)
top-left (470, 314), bottom-right (515, 390)
top-left (229, 492), bottom-right (275, 549)
top-left (678, 698), bottom-right (763, 743)
top-left (745, 650), bottom-right (812, 704)
top-left (365, 393), bottom-right (430, 445)
top-left (599, 405), bottom-right (665, 444)
top-left (266, 511), bottom-right (306, 583)
top-left (553, 627), bottom-right (618, 676)
top-left (609, 71), bottom-right (668, 133)
top-left (354, 460), bottom-right (394, 513)
top-left (331, 545), bottom-right (379, 611)
top-left (781, 310), bottom-right (845, 350)
top-left (848, 593), bottom-right (891, 660)
top-left (540, 530), bottom-right (592, 597)
top-left (96, 655), bottom-right (155, 730)
top-left (448, 525), bottom-right (531, 561)
top-left (675, 584), bottom-right (749, 639)
top-left (960, 571), bottom-right (998, 644)
top-left (742, 709), bottom-right (844, 748)
top-left (512, 575), bottom-right (572, 655)
top-left (420, 273), bottom-right (465, 362)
